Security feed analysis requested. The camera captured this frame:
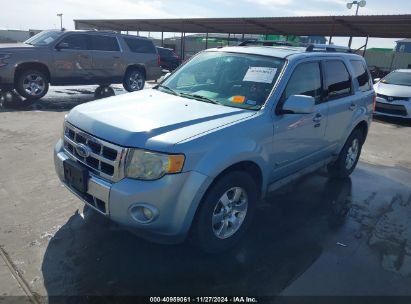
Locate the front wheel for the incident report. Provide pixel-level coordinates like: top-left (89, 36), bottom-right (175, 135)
top-left (94, 85), bottom-right (115, 99)
top-left (15, 69), bottom-right (49, 100)
top-left (123, 69), bottom-right (145, 92)
top-left (328, 129), bottom-right (364, 179)
top-left (190, 171), bottom-right (257, 253)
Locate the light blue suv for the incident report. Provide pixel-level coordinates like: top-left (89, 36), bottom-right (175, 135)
top-left (54, 44), bottom-right (375, 253)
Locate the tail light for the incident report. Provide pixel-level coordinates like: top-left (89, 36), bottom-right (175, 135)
top-left (372, 94), bottom-right (376, 112)
top-left (157, 54), bottom-right (161, 66)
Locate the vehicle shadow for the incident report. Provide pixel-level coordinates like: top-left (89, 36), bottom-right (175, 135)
top-left (0, 86), bottom-right (124, 113)
top-left (373, 115), bottom-right (411, 128)
top-left (41, 174), bottom-right (352, 299)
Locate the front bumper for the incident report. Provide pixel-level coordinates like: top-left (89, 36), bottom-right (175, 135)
top-left (0, 63), bottom-right (16, 88)
top-left (374, 97), bottom-right (411, 119)
top-left (54, 139), bottom-right (210, 244)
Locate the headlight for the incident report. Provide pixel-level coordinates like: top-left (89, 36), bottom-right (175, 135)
top-left (125, 149), bottom-right (185, 180)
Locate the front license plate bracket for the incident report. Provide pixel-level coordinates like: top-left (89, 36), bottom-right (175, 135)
top-left (63, 159), bottom-right (89, 193)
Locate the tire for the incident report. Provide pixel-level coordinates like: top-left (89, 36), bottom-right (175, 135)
top-left (328, 129), bottom-right (364, 179)
top-left (94, 85), bottom-right (115, 99)
top-left (1, 90), bottom-right (34, 108)
top-left (15, 69), bottom-right (49, 100)
top-left (123, 69), bottom-right (145, 92)
top-left (190, 171), bottom-right (257, 253)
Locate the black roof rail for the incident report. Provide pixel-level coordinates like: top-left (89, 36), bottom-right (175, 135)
top-left (238, 40), bottom-right (294, 47)
top-left (306, 44), bottom-right (352, 53)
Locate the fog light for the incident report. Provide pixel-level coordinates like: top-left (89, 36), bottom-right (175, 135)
top-left (142, 207), bottom-right (153, 220)
top-left (129, 204), bottom-right (159, 224)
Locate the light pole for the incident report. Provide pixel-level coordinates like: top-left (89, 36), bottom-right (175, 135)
top-left (347, 0), bottom-right (366, 48)
top-left (57, 13), bottom-right (63, 30)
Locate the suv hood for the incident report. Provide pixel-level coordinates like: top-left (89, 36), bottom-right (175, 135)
top-left (374, 82), bottom-right (411, 97)
top-left (67, 89), bottom-right (256, 151)
top-left (0, 43), bottom-right (36, 52)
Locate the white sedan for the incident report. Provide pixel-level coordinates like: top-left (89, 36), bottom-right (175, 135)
top-left (374, 69), bottom-right (411, 119)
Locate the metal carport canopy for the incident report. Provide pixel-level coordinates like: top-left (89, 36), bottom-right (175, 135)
top-left (74, 14), bottom-right (411, 38)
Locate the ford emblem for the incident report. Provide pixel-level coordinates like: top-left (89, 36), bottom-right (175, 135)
top-left (75, 143), bottom-right (91, 158)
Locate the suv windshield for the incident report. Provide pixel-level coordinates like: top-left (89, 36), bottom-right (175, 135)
top-left (25, 30), bottom-right (63, 46)
top-left (381, 71), bottom-right (411, 87)
top-left (158, 51), bottom-right (285, 110)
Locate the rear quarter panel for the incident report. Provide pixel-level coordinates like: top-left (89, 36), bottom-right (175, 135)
top-left (119, 37), bottom-right (161, 80)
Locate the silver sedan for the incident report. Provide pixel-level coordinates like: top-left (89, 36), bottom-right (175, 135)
top-left (374, 69), bottom-right (411, 119)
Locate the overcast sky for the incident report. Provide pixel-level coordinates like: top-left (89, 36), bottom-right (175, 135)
top-left (1, 0), bottom-right (410, 48)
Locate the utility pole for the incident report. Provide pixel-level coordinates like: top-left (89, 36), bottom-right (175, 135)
top-left (57, 13), bottom-right (63, 30)
top-left (346, 0), bottom-right (366, 48)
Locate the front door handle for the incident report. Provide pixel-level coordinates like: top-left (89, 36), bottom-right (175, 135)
top-left (349, 103), bottom-right (357, 111)
top-left (312, 113), bottom-right (322, 123)
top-left (313, 113), bottom-right (322, 128)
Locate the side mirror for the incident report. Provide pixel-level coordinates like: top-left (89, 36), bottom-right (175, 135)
top-left (158, 72), bottom-right (171, 83)
top-left (373, 78), bottom-right (381, 84)
top-left (282, 95), bottom-right (315, 114)
top-left (56, 42), bottom-right (69, 50)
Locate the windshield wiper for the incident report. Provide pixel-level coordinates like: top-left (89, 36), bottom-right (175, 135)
top-left (155, 84), bottom-right (180, 96)
top-left (179, 92), bottom-right (220, 105)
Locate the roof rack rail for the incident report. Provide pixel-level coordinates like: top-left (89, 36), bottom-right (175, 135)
top-left (306, 44), bottom-right (352, 53)
top-left (238, 40), bottom-right (293, 47)
top-left (87, 29), bottom-right (118, 34)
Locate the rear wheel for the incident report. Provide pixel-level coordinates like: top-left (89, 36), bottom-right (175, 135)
top-left (190, 171), bottom-right (257, 253)
top-left (328, 129), bottom-right (364, 179)
top-left (15, 69), bottom-right (49, 100)
top-left (123, 69), bottom-right (145, 92)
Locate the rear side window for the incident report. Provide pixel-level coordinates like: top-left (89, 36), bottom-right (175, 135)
top-left (323, 60), bottom-right (352, 99)
top-left (59, 34), bottom-right (88, 50)
top-left (350, 60), bottom-right (372, 92)
top-left (283, 62), bottom-right (323, 103)
top-left (125, 38), bottom-right (156, 53)
top-left (89, 35), bottom-right (119, 51)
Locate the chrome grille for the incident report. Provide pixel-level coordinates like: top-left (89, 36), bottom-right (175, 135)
top-left (63, 122), bottom-right (127, 182)
top-left (377, 93), bottom-right (409, 102)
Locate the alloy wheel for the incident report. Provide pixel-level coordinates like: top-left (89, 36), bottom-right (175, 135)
top-left (212, 187), bottom-right (248, 239)
top-left (345, 138), bottom-right (359, 170)
top-left (22, 73), bottom-right (46, 97)
top-left (128, 72), bottom-right (144, 91)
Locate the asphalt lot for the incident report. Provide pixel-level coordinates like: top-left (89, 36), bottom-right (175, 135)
top-left (1, 85), bottom-right (411, 301)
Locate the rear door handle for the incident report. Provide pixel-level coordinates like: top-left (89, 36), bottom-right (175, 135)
top-left (349, 103), bottom-right (357, 111)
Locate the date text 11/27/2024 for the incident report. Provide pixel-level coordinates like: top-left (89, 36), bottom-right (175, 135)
top-left (149, 297), bottom-right (258, 303)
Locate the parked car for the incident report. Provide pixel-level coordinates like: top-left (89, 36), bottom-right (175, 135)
top-left (54, 44), bottom-right (374, 253)
top-left (156, 47), bottom-right (181, 71)
top-left (368, 65), bottom-right (389, 80)
top-left (374, 69), bottom-right (411, 119)
top-left (0, 30), bottom-right (162, 100)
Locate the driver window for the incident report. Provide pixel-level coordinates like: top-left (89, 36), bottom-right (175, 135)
top-left (59, 34), bottom-right (88, 50)
top-left (283, 62), bottom-right (322, 103)
top-left (176, 59), bottom-right (218, 88)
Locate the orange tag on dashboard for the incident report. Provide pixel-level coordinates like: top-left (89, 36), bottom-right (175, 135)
top-left (232, 96), bottom-right (245, 103)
